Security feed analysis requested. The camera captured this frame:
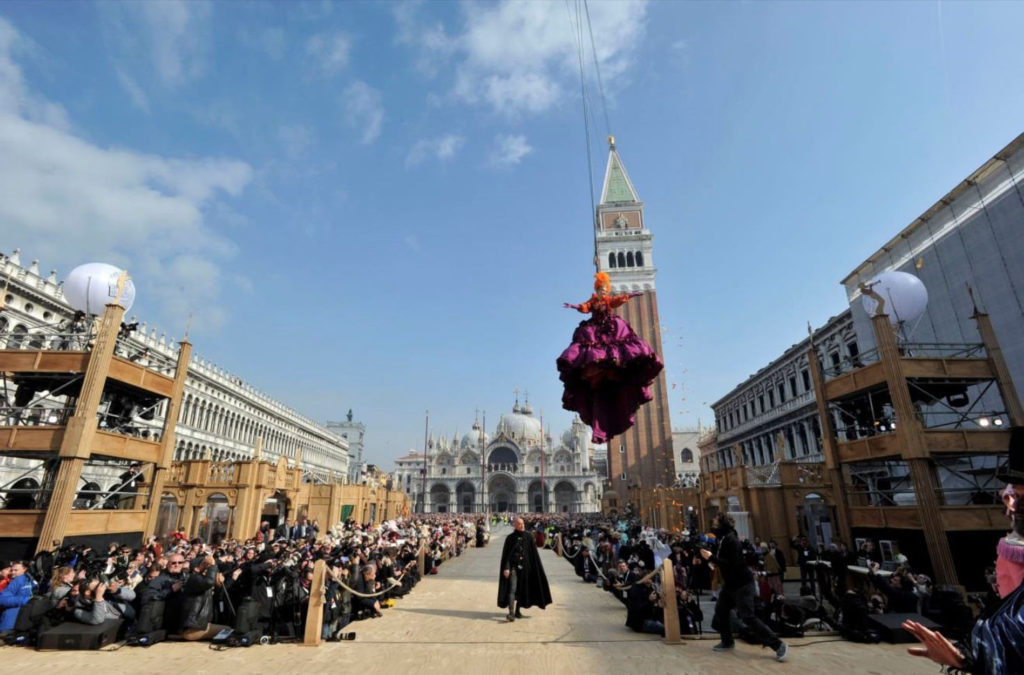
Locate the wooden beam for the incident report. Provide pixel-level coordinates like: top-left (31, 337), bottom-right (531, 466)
top-left (660, 557), bottom-right (681, 645)
top-left (302, 559), bottom-right (327, 646)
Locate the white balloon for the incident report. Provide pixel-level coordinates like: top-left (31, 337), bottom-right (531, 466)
top-left (63, 263), bottom-right (136, 314)
top-left (860, 271), bottom-right (928, 324)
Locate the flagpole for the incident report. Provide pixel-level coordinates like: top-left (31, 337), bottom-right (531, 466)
top-left (481, 411), bottom-right (487, 514)
top-left (540, 411), bottom-right (546, 513)
top-left (421, 410), bottom-right (429, 513)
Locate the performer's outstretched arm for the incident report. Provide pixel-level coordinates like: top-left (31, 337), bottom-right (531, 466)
top-left (606, 293), bottom-right (641, 309)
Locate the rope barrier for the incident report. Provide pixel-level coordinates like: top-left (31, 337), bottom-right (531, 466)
top-left (318, 537), bottom-right (435, 600)
top-left (611, 565), bottom-right (662, 592)
top-left (556, 532), bottom-right (662, 592)
top-left (332, 575), bottom-right (403, 599)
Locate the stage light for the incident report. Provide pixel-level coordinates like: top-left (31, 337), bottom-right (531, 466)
top-left (64, 263), bottom-right (136, 314)
top-left (978, 417), bottom-right (991, 427)
top-left (860, 271), bottom-right (928, 325)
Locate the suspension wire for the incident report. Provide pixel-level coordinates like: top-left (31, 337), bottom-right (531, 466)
top-left (583, 0), bottom-right (612, 139)
top-left (566, 0), bottom-right (598, 270)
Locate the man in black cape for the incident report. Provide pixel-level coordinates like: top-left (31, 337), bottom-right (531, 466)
top-left (498, 517), bottom-right (552, 622)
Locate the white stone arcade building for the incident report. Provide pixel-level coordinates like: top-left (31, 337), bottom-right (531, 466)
top-left (394, 401), bottom-right (603, 514)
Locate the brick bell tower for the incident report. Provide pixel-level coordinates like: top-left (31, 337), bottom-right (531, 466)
top-left (594, 137), bottom-right (675, 491)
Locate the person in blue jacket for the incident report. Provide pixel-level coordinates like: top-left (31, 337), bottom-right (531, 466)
top-left (0, 560), bottom-right (36, 632)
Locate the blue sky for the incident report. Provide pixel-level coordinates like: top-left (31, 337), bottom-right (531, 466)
top-left (2, 1), bottom-right (1023, 468)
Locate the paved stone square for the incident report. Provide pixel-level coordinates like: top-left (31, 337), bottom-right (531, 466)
top-left (0, 530), bottom-right (938, 674)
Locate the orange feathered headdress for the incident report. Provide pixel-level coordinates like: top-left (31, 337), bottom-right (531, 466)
top-left (594, 271), bottom-right (611, 293)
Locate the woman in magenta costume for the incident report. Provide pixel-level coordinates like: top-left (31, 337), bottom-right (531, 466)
top-left (557, 272), bottom-right (664, 443)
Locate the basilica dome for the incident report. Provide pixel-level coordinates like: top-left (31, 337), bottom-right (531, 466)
top-left (496, 405), bottom-right (543, 445)
top-left (461, 429), bottom-right (489, 448)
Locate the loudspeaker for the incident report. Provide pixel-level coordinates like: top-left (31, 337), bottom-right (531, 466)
top-left (37, 619), bottom-right (125, 651)
top-left (866, 613), bottom-right (942, 644)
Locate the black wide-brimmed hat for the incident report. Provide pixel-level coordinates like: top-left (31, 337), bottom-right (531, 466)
top-left (997, 427), bottom-right (1024, 484)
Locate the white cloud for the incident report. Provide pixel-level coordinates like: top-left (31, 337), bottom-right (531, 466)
top-left (306, 32), bottom-right (352, 76)
top-left (0, 17), bottom-right (69, 129)
top-left (105, 1), bottom-right (211, 88)
top-left (489, 134), bottom-right (532, 167)
top-left (395, 0), bottom-right (647, 116)
top-left (116, 69), bottom-right (150, 113)
top-left (0, 17), bottom-right (252, 333)
top-left (405, 134), bottom-right (465, 167)
top-left (342, 80), bottom-right (383, 144)
top-left (278, 124), bottom-right (316, 160)
top-left (393, 2), bottom-right (456, 76)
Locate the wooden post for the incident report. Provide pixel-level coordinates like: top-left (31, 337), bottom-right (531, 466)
top-left (806, 346), bottom-right (853, 548)
top-left (556, 533), bottom-right (564, 558)
top-left (974, 311), bottom-right (1024, 425)
top-left (660, 557), bottom-right (681, 645)
top-left (144, 340), bottom-right (192, 540)
top-left (417, 539), bottom-right (426, 574)
top-left (302, 559), bottom-right (327, 646)
top-left (870, 313), bottom-right (957, 586)
top-left (37, 302), bottom-right (124, 553)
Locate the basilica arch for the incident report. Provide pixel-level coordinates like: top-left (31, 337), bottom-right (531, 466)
top-left (487, 445), bottom-right (519, 472)
top-left (554, 481), bottom-right (578, 513)
top-left (488, 474), bottom-right (517, 512)
top-left (527, 480), bottom-right (547, 512)
top-left (455, 481), bottom-right (476, 513)
top-left (430, 483), bottom-right (451, 513)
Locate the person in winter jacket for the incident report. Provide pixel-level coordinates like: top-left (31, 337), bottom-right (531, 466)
top-left (0, 561), bottom-right (35, 632)
top-left (179, 553), bottom-right (227, 640)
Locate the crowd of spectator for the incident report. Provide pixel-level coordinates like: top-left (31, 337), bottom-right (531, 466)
top-left (517, 508), bottom-right (980, 647)
top-left (0, 514), bottom-right (483, 649)
top-left (0, 508), bottom-right (998, 656)
top-left (521, 513), bottom-right (708, 638)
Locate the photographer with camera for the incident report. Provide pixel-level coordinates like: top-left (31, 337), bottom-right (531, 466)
top-left (608, 560), bottom-right (636, 606)
top-left (354, 565), bottom-right (383, 619)
top-left (625, 571), bottom-right (664, 636)
top-left (226, 551), bottom-right (279, 644)
top-left (677, 587), bottom-right (703, 635)
top-left (321, 562), bottom-right (355, 641)
top-left (71, 575), bottom-right (135, 626)
top-left (134, 552), bottom-right (189, 638)
top-left (267, 551), bottom-right (306, 640)
top-left (177, 552), bottom-right (229, 640)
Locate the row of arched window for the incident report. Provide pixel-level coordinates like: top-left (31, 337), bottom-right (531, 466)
top-left (0, 317), bottom-right (33, 349)
top-left (608, 251), bottom-right (644, 268)
top-left (174, 393), bottom-right (340, 472)
top-left (174, 440), bottom-right (246, 463)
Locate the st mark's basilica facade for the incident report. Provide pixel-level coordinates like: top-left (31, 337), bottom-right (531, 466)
top-left (393, 399), bottom-right (604, 513)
